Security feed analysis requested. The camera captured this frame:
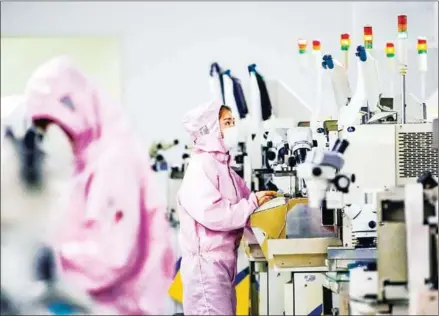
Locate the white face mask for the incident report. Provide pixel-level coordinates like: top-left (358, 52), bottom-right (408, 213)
top-left (222, 126), bottom-right (239, 151)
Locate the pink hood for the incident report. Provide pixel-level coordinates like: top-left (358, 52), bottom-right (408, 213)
top-left (23, 56), bottom-right (174, 315)
top-left (183, 101), bottom-right (229, 156)
top-left (24, 56), bottom-right (126, 172)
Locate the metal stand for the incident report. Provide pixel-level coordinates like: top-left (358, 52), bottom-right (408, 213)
top-left (420, 73), bottom-right (427, 120)
top-left (400, 66), bottom-right (408, 124)
top-left (249, 260), bottom-right (260, 316)
top-left (422, 103), bottom-right (427, 121)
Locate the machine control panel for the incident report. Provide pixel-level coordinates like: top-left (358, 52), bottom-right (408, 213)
top-left (298, 121), bottom-right (310, 127)
top-left (323, 120), bottom-right (338, 132)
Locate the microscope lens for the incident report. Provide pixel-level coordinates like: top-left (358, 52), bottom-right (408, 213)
top-left (331, 139), bottom-right (340, 151)
top-left (294, 148), bottom-right (308, 164)
top-left (333, 139), bottom-right (349, 154)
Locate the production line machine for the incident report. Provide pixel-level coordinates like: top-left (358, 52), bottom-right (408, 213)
top-left (241, 13), bottom-right (438, 316)
top-left (240, 62), bottom-right (348, 315)
top-left (318, 31), bottom-right (437, 316)
top-left (313, 22), bottom-right (438, 314)
top-left (243, 136), bottom-right (362, 315)
top-left (243, 116), bottom-right (437, 315)
top-left (240, 62), bottom-right (353, 314)
top-left (347, 118), bottom-right (438, 316)
top-left (297, 120), bottom-right (438, 315)
top-left (243, 63), bottom-right (339, 196)
top-left (241, 44), bottom-right (377, 315)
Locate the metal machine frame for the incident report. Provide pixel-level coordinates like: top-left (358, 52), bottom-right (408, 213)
top-left (376, 187), bottom-right (408, 304)
top-left (340, 122), bottom-right (438, 204)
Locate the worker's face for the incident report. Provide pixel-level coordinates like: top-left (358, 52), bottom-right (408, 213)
top-left (219, 109), bottom-right (236, 137)
top-left (33, 119), bottom-right (74, 145)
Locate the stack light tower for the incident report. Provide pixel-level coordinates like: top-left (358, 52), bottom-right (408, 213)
top-left (297, 39), bottom-right (309, 68)
top-left (340, 33), bottom-right (351, 69)
top-left (363, 26), bottom-right (373, 50)
top-left (417, 37), bottom-right (428, 119)
top-left (312, 39), bottom-right (322, 69)
top-left (311, 39), bottom-right (323, 135)
top-left (397, 14), bottom-right (408, 123)
top-left (385, 42), bottom-right (396, 97)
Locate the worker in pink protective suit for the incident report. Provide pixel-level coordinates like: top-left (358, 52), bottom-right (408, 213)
top-left (178, 102), bottom-right (277, 315)
top-left (23, 56), bottom-right (175, 315)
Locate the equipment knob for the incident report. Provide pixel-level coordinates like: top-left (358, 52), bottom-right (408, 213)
top-left (368, 221), bottom-right (377, 229)
top-left (312, 167), bottom-right (322, 176)
top-left (266, 150), bottom-right (276, 161)
top-left (334, 174), bottom-right (350, 193)
top-left (288, 156), bottom-right (296, 168)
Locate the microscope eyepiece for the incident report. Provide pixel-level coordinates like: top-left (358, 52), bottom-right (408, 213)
top-left (332, 139), bottom-right (349, 154)
top-left (294, 148), bottom-right (309, 165)
top-left (331, 139), bottom-right (340, 151)
top-left (277, 147), bottom-right (287, 164)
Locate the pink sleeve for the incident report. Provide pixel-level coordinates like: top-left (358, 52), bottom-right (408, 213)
top-left (231, 170), bottom-right (254, 227)
top-left (232, 170), bottom-right (252, 199)
top-left (179, 156), bottom-right (258, 232)
top-left (59, 157), bottom-right (141, 292)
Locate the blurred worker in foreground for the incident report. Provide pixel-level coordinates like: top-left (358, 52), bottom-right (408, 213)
top-left (1, 95), bottom-right (94, 315)
top-left (178, 102), bottom-right (276, 315)
top-left (23, 56), bottom-right (175, 315)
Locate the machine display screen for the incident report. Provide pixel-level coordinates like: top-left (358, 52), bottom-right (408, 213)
top-left (380, 97), bottom-right (394, 109)
top-left (323, 120), bottom-right (338, 132)
top-left (298, 121), bottom-right (310, 127)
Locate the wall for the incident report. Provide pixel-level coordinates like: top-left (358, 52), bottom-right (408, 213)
top-left (1, 1), bottom-right (437, 146)
top-left (0, 37), bottom-right (122, 100)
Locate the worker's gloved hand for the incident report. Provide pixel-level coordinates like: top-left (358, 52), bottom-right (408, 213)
top-left (255, 191), bottom-right (277, 206)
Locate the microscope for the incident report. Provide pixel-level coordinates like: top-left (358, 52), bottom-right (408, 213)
top-left (297, 138), bottom-right (352, 209)
top-left (255, 127), bottom-right (316, 197)
top-left (285, 137), bottom-right (351, 242)
top-left (231, 142), bottom-right (247, 179)
top-left (297, 135), bottom-right (380, 248)
top-left (286, 126), bottom-right (314, 196)
top-left (252, 130), bottom-right (288, 191)
top-left (151, 143), bottom-right (169, 172)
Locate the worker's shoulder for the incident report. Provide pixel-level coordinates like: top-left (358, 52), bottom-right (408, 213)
top-left (189, 152), bottom-right (217, 166)
top-left (187, 152), bottom-right (218, 174)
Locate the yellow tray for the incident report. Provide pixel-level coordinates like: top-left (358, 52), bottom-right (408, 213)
top-left (248, 197), bottom-right (341, 268)
top-left (249, 197), bottom-right (307, 259)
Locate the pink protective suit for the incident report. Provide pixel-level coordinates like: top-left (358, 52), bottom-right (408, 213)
top-left (23, 56), bottom-right (174, 315)
top-left (178, 101), bottom-right (258, 315)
